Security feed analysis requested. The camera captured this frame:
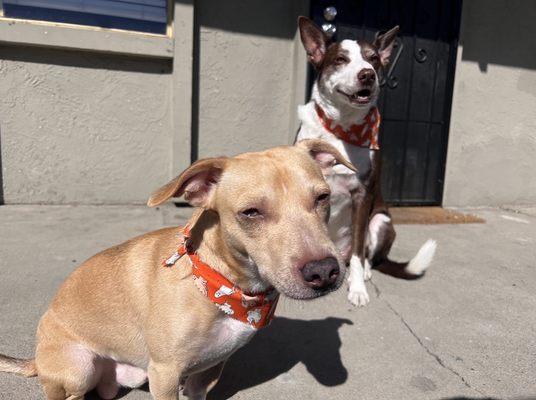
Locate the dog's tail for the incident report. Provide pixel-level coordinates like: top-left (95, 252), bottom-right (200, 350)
top-left (374, 239), bottom-right (437, 280)
top-left (0, 354), bottom-right (37, 377)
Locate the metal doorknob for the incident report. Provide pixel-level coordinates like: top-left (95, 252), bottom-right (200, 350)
top-left (323, 6), bottom-right (337, 21)
top-left (322, 23), bottom-right (336, 38)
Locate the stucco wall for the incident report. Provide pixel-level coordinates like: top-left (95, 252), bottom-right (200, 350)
top-left (0, 0), bottom-right (307, 204)
top-left (443, 0), bottom-right (536, 207)
top-left (195, 0), bottom-right (307, 159)
top-left (0, 46), bottom-right (172, 204)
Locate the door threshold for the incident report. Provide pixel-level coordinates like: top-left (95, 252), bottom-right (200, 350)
top-left (390, 206), bottom-right (485, 225)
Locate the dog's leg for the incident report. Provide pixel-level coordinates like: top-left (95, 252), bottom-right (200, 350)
top-left (42, 381), bottom-right (84, 400)
top-left (363, 254), bottom-right (373, 281)
top-left (41, 381), bottom-right (67, 400)
top-left (95, 359), bottom-right (120, 400)
top-left (364, 166), bottom-right (394, 277)
top-left (36, 337), bottom-right (98, 400)
top-left (367, 182), bottom-right (437, 278)
top-left (347, 255), bottom-right (370, 306)
top-left (367, 212), bottom-right (396, 269)
top-left (347, 188), bottom-right (373, 306)
top-left (148, 360), bottom-right (183, 400)
top-left (183, 361), bottom-right (225, 400)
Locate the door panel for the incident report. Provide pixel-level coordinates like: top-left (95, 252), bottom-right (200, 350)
top-left (380, 119), bottom-right (406, 200)
top-left (310, 0), bottom-right (462, 205)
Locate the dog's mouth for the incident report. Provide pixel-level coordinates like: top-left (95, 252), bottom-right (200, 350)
top-left (289, 278), bottom-right (344, 300)
top-left (338, 88), bottom-right (373, 105)
top-left (270, 266), bottom-right (346, 301)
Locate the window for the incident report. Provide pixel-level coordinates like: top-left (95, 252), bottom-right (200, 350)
top-left (1, 0), bottom-right (168, 34)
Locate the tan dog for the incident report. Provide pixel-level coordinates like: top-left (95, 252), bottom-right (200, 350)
top-left (0, 141), bottom-right (354, 400)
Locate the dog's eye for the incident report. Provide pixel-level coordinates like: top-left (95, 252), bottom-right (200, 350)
top-left (240, 208), bottom-right (262, 218)
top-left (315, 192), bottom-right (330, 205)
top-left (335, 56), bottom-right (348, 64)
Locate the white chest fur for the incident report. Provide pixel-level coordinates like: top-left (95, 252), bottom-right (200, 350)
top-left (297, 102), bottom-right (373, 260)
top-left (187, 315), bottom-right (256, 374)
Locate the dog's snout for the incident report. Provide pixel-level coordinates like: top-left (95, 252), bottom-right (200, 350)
top-left (358, 68), bottom-right (375, 85)
top-left (300, 257), bottom-right (340, 290)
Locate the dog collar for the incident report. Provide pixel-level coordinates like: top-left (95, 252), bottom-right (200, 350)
top-left (315, 103), bottom-right (381, 150)
top-left (163, 226), bottom-right (279, 329)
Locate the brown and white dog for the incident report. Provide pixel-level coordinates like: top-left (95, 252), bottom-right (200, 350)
top-left (0, 141), bottom-right (354, 400)
top-left (296, 17), bottom-right (437, 307)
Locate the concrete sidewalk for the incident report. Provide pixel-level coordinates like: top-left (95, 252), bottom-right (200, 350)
top-left (0, 205), bottom-right (535, 400)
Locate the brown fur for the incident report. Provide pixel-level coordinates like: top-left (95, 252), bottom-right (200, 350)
top-left (320, 43), bottom-right (347, 77)
top-left (357, 40), bottom-right (382, 71)
top-left (297, 17), bottom-right (427, 285)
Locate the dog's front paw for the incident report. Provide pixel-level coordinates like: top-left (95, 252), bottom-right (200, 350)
top-left (347, 288), bottom-right (370, 307)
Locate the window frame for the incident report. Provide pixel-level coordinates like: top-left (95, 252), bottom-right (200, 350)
top-left (0, 0), bottom-right (174, 59)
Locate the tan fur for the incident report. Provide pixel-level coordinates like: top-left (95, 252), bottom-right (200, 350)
top-left (0, 142), bottom-right (352, 400)
top-left (0, 354), bottom-right (37, 377)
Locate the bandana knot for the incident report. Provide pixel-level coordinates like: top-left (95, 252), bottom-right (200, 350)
top-left (163, 226), bottom-right (279, 329)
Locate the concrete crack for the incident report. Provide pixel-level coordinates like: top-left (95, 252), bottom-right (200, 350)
top-left (370, 280), bottom-right (484, 395)
top-left (499, 205), bottom-right (536, 219)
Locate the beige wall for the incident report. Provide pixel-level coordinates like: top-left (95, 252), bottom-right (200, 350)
top-left (0, 0), bottom-right (307, 205)
top-left (0, 46), bottom-right (173, 204)
top-left (5, 1), bottom-right (533, 207)
top-left (196, 0), bottom-right (307, 159)
top-left (443, 0), bottom-right (536, 207)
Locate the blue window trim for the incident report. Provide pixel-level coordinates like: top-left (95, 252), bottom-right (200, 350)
top-left (2, 0), bottom-right (168, 34)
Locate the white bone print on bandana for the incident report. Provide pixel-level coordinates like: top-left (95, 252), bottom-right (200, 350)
top-left (165, 225), bottom-right (280, 328)
top-left (247, 309), bottom-right (262, 325)
top-left (163, 252), bottom-right (181, 267)
top-left (217, 302), bottom-right (234, 315)
top-left (214, 284), bottom-right (236, 298)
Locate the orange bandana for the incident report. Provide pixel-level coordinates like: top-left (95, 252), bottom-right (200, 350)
top-left (315, 103), bottom-right (381, 150)
top-left (163, 227), bottom-right (279, 329)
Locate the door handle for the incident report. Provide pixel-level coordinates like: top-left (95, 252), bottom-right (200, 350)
top-left (323, 6), bottom-right (337, 21)
top-left (321, 23), bottom-right (336, 38)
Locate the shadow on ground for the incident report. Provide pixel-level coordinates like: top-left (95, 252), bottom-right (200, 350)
top-left (441, 397), bottom-right (536, 400)
top-left (441, 397), bottom-right (502, 400)
top-left (209, 316), bottom-right (352, 399)
top-left (86, 385), bottom-right (150, 400)
top-left (85, 316), bottom-right (350, 400)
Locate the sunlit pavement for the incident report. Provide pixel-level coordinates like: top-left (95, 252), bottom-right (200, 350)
top-left (0, 205), bottom-right (535, 400)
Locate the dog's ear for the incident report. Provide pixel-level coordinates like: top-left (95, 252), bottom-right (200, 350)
top-left (374, 25), bottom-right (399, 67)
top-left (297, 139), bottom-right (357, 175)
top-left (298, 16), bottom-right (328, 68)
top-left (147, 157), bottom-right (228, 208)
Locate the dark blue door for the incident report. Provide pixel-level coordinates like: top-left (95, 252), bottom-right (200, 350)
top-left (310, 0), bottom-right (462, 205)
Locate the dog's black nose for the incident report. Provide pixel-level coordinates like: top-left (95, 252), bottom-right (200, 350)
top-left (358, 68), bottom-right (375, 84)
top-left (301, 257), bottom-right (340, 290)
